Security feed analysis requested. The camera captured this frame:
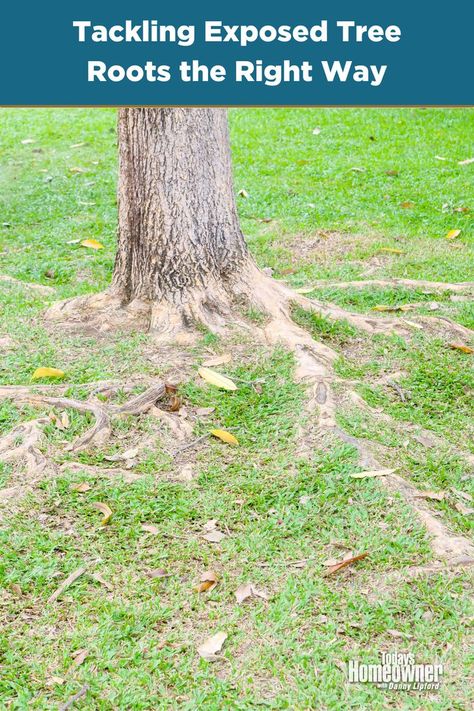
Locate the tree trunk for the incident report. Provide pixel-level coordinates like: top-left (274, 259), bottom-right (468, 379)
top-left (112, 108), bottom-right (250, 305)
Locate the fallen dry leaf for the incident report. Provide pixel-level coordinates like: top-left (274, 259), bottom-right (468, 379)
top-left (21, 138), bottom-right (35, 144)
top-left (324, 552), bottom-right (369, 576)
top-left (197, 631), bottom-right (227, 660)
top-left (458, 157), bottom-right (474, 165)
top-left (445, 229), bottom-right (461, 240)
top-left (238, 189), bottom-right (248, 198)
top-left (453, 502), bottom-right (474, 516)
top-left (202, 529), bottom-right (227, 543)
top-left (378, 247), bottom-right (404, 255)
top-left (68, 648), bottom-right (88, 672)
top-left (235, 582), bottom-right (269, 603)
top-left (198, 367), bottom-right (237, 391)
top-left (80, 238), bottom-right (104, 250)
top-left (0, 335), bottom-right (15, 350)
top-left (210, 429), bottom-right (239, 445)
top-left (454, 206), bottom-right (470, 213)
top-left (70, 142), bottom-right (86, 148)
top-left (141, 523), bottom-right (160, 535)
top-left (387, 629), bottom-right (412, 640)
top-left (47, 566), bottom-right (87, 604)
top-left (32, 367), bottom-right (65, 380)
top-left (90, 572), bottom-right (113, 591)
top-left (202, 354), bottom-right (232, 367)
top-left (196, 406), bottom-right (215, 417)
top-left (414, 491), bottom-right (445, 502)
top-left (449, 342), bottom-right (474, 354)
top-left (92, 502), bottom-right (112, 525)
top-left (385, 169), bottom-right (399, 176)
top-left (70, 166), bottom-right (85, 173)
top-left (400, 201), bottom-right (415, 209)
top-left (372, 304), bottom-right (411, 313)
top-left (148, 568), bottom-right (171, 579)
top-left (70, 482), bottom-right (91, 493)
top-left (350, 469), bottom-right (396, 479)
top-left (195, 570), bottom-right (219, 593)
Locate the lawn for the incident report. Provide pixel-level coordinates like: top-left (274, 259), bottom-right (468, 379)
top-left (0, 108), bottom-right (473, 710)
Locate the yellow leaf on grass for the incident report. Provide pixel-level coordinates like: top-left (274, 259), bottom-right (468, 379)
top-left (445, 229), bottom-right (461, 240)
top-left (198, 367), bottom-right (237, 391)
top-left (449, 342), bottom-right (474, 354)
top-left (350, 468), bottom-right (396, 479)
top-left (379, 247), bottom-right (404, 255)
top-left (211, 429), bottom-right (239, 445)
top-left (80, 239), bottom-right (104, 250)
top-left (92, 502), bottom-right (112, 525)
top-left (372, 304), bottom-right (411, 313)
top-left (32, 367), bottom-right (65, 380)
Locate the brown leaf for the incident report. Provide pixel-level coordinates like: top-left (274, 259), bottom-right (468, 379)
top-left (92, 502), bottom-right (112, 525)
top-left (70, 482), bottom-right (91, 493)
top-left (141, 523), bottom-right (160, 535)
top-left (47, 566), bottom-right (87, 603)
top-left (235, 583), bottom-right (269, 603)
top-left (385, 170), bottom-right (399, 176)
top-left (167, 395), bottom-right (182, 412)
top-left (413, 491), bottom-right (445, 502)
top-left (195, 570), bottom-right (219, 593)
top-left (67, 648), bottom-right (89, 673)
top-left (148, 568), bottom-right (171, 579)
top-left (449, 343), bottom-right (474, 354)
top-left (196, 407), bottom-right (215, 417)
top-left (400, 201), bottom-right (415, 209)
top-left (197, 631), bottom-right (227, 660)
top-left (70, 166), bottom-right (86, 173)
top-left (387, 629), bottom-right (412, 640)
top-left (202, 354), bottom-right (232, 367)
top-left (202, 529), bottom-right (226, 543)
top-left (454, 206), bottom-right (470, 213)
top-left (90, 572), bottom-right (113, 591)
top-left (324, 552), bottom-right (369, 576)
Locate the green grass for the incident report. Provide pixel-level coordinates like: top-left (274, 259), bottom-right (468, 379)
top-left (0, 109), bottom-right (473, 709)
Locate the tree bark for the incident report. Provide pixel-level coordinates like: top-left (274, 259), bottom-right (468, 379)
top-left (112, 108), bottom-right (250, 305)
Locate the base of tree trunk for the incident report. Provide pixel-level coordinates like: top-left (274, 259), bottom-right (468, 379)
top-left (35, 264), bottom-right (474, 565)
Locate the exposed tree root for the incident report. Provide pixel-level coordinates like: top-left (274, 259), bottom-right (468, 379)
top-left (25, 263), bottom-right (474, 565)
top-left (0, 274), bottom-right (55, 295)
top-left (0, 418), bottom-right (53, 478)
top-left (308, 278), bottom-right (474, 293)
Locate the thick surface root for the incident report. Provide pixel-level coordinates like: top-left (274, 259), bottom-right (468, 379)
top-left (309, 278), bottom-right (474, 293)
top-left (23, 264), bottom-right (474, 565)
top-left (0, 274), bottom-right (55, 295)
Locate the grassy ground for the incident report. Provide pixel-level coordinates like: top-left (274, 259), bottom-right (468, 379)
top-left (0, 109), bottom-right (473, 710)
